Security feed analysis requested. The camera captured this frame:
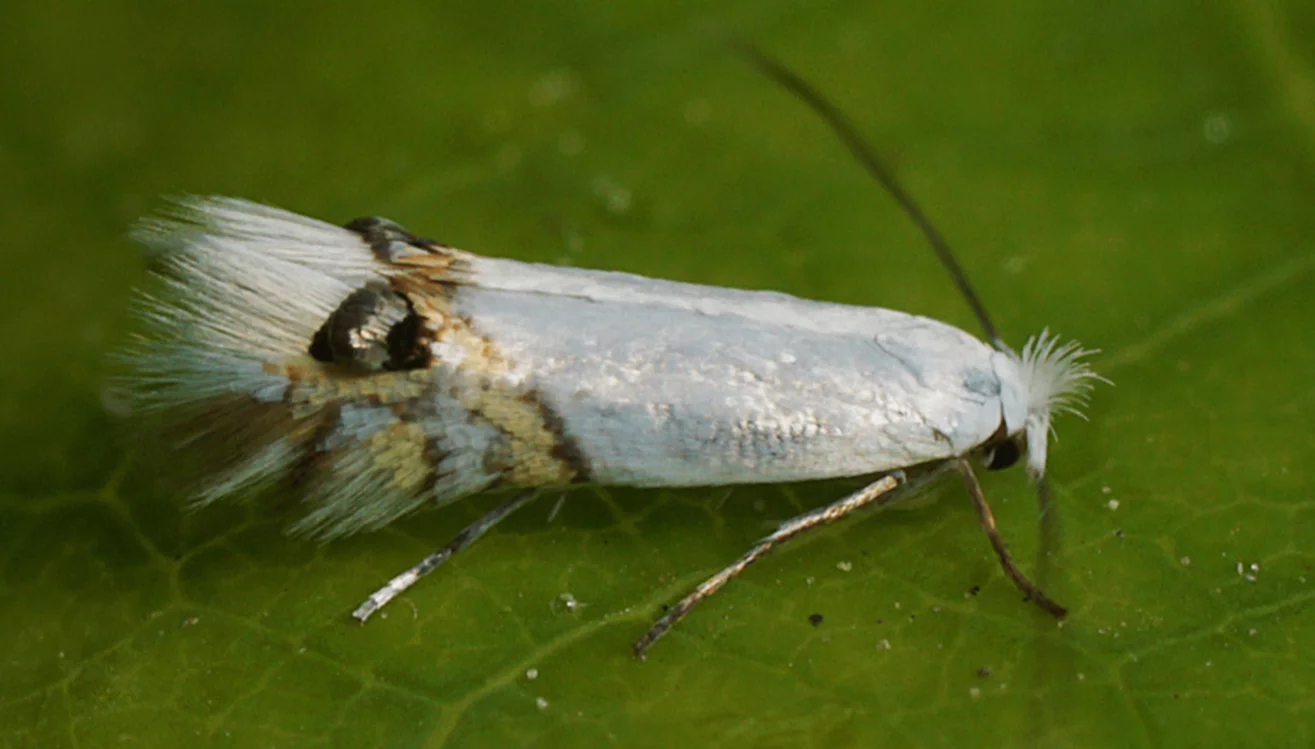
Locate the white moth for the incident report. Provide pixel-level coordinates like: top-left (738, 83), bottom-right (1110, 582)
top-left (123, 49), bottom-right (1102, 657)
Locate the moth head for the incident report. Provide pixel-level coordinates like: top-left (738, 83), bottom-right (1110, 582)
top-left (992, 330), bottom-right (1104, 480)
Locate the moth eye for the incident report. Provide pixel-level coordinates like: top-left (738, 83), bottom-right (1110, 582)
top-left (309, 282), bottom-right (428, 371)
top-left (983, 438), bottom-right (1023, 471)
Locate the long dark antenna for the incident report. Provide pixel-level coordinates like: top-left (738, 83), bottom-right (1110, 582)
top-left (731, 41), bottom-right (1004, 350)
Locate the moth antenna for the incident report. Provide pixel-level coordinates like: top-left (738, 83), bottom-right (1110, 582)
top-left (730, 40), bottom-right (1004, 350)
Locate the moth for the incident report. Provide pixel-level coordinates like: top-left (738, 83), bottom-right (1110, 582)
top-left (124, 48), bottom-right (1101, 657)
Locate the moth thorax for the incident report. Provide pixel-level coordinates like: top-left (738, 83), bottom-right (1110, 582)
top-left (309, 281), bottom-right (427, 371)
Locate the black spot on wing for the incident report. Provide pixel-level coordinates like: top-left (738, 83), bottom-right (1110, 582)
top-left (344, 216), bottom-right (448, 261)
top-left (309, 282), bottom-right (430, 372)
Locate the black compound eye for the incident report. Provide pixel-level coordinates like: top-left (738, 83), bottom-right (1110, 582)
top-left (309, 282), bottom-right (428, 371)
top-left (984, 438), bottom-right (1023, 471)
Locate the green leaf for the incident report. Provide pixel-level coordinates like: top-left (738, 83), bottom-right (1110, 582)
top-left (3, 1), bottom-right (1313, 747)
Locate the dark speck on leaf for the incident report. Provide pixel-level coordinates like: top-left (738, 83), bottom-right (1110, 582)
top-left (808, 613), bottom-right (824, 627)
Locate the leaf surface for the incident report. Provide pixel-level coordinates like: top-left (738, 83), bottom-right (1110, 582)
top-left (2, 1), bottom-right (1313, 747)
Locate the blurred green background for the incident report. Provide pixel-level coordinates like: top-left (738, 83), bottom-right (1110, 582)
top-left (2, 0), bottom-right (1313, 747)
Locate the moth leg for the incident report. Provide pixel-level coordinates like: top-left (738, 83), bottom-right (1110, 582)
top-left (633, 472), bottom-right (912, 659)
top-left (353, 491), bottom-right (537, 622)
top-left (957, 460), bottom-right (1067, 619)
top-left (1033, 475), bottom-right (1060, 596)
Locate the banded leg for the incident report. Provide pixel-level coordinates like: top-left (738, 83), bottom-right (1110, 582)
top-left (633, 471), bottom-right (918, 659)
top-left (958, 460), bottom-right (1067, 618)
top-left (353, 491), bottom-right (536, 622)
